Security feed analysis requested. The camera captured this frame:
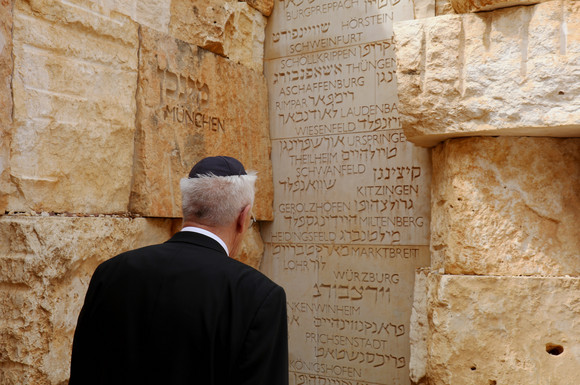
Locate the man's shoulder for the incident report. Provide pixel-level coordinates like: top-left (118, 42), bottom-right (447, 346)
top-left (223, 257), bottom-right (284, 298)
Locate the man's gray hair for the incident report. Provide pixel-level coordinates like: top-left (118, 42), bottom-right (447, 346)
top-left (180, 172), bottom-right (257, 227)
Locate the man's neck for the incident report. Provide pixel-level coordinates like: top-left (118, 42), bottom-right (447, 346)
top-left (182, 221), bottom-right (235, 255)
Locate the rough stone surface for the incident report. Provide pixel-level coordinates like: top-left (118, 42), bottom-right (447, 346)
top-left (427, 274), bottom-right (580, 385)
top-left (0, 215), bottom-right (178, 385)
top-left (131, 27), bottom-right (273, 220)
top-left (244, 0), bottom-right (274, 17)
top-left (65, 0), bottom-right (172, 33)
top-left (238, 223), bottom-right (265, 269)
top-left (409, 268), bottom-right (430, 385)
top-left (0, 0), bottom-right (13, 213)
top-left (0, 214), bottom-right (266, 385)
top-left (414, 0), bottom-right (436, 18)
top-left (169, 0), bottom-right (267, 72)
top-left (394, 0), bottom-right (580, 147)
top-left (431, 137), bottom-right (580, 276)
top-left (435, 0), bottom-right (455, 15)
top-left (10, 0), bottom-right (139, 213)
top-left (450, 0), bottom-right (549, 14)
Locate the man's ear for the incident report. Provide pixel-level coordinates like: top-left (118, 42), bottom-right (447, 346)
top-left (236, 204), bottom-right (252, 234)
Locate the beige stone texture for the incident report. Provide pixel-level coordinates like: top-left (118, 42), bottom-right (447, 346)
top-left (427, 274), bottom-right (580, 385)
top-left (244, 0), bottom-right (274, 17)
top-left (414, 0), bottom-right (436, 19)
top-left (131, 27), bottom-right (273, 220)
top-left (10, 0), bottom-right (139, 213)
top-left (450, 0), bottom-right (550, 14)
top-left (62, 0), bottom-right (172, 34)
top-left (409, 268), bottom-right (430, 384)
top-left (169, 0), bottom-right (267, 72)
top-left (0, 215), bottom-right (178, 385)
top-left (0, 0), bottom-right (14, 213)
top-left (435, 0), bottom-right (455, 15)
top-left (238, 223), bottom-right (265, 269)
top-left (431, 137), bottom-right (580, 277)
top-left (394, 0), bottom-right (580, 147)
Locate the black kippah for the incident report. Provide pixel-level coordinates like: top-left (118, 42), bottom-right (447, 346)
top-left (188, 156), bottom-right (247, 178)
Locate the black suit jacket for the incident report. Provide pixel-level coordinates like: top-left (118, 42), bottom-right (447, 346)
top-left (70, 231), bottom-right (288, 385)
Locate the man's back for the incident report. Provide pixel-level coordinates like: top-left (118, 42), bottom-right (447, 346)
top-left (70, 231), bottom-right (288, 385)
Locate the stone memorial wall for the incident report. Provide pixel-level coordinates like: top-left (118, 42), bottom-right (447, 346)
top-left (261, 1), bottom-right (432, 384)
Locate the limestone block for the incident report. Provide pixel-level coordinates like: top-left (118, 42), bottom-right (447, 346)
top-left (0, 215), bottom-right (177, 385)
top-left (450, 0), bottom-right (550, 14)
top-left (61, 0), bottom-right (172, 33)
top-left (0, 0), bottom-right (13, 213)
top-left (435, 0), bottom-right (455, 15)
top-left (431, 137), bottom-right (580, 276)
top-left (10, 0), bottom-right (139, 213)
top-left (427, 274), bottom-right (580, 385)
top-left (238, 223), bottom-right (265, 269)
top-left (169, 0), bottom-right (267, 72)
top-left (394, 0), bottom-right (580, 147)
top-left (244, 0), bottom-right (274, 16)
top-left (414, 0), bottom-right (436, 19)
top-left (410, 268), bottom-right (430, 384)
top-left (131, 27), bottom-right (273, 220)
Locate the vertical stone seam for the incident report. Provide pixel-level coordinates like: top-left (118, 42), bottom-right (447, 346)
top-left (128, 24), bottom-right (143, 216)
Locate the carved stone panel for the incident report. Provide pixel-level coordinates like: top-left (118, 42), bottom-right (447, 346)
top-left (262, 1), bottom-right (432, 383)
top-left (131, 27), bottom-right (273, 220)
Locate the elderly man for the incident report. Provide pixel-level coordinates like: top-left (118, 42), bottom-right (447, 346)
top-left (70, 156), bottom-right (288, 385)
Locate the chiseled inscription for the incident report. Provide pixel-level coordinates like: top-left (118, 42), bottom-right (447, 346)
top-left (265, 0), bottom-right (427, 383)
top-left (158, 66), bottom-right (225, 131)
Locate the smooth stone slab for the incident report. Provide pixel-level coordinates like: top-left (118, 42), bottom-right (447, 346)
top-left (131, 27), bottom-right (272, 220)
top-left (394, 0), bottom-right (580, 147)
top-left (263, 1), bottom-right (432, 383)
top-left (9, 0), bottom-right (138, 213)
top-left (0, 215), bottom-right (177, 385)
top-left (0, 0), bottom-right (13, 212)
top-left (431, 137), bottom-right (580, 276)
top-left (169, 0), bottom-right (267, 72)
top-left (450, 0), bottom-right (549, 13)
top-left (427, 274), bottom-right (580, 385)
top-left (264, 0), bottom-right (415, 60)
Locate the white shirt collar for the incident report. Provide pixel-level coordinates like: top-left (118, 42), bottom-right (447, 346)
top-left (181, 226), bottom-right (229, 256)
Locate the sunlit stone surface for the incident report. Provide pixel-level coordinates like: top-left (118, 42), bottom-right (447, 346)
top-left (0, 216), bottom-right (178, 385)
top-left (9, 0), bottom-right (139, 213)
top-left (431, 137), bottom-right (580, 277)
top-left (427, 274), bottom-right (580, 385)
top-left (0, 0), bottom-right (13, 212)
top-left (169, 0), bottom-right (267, 72)
top-left (131, 26), bottom-right (272, 220)
top-left (394, 0), bottom-right (580, 147)
top-left (450, 0), bottom-right (549, 13)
